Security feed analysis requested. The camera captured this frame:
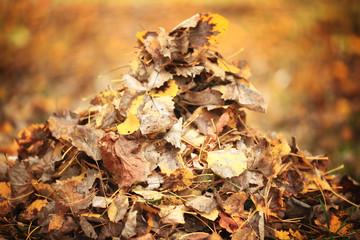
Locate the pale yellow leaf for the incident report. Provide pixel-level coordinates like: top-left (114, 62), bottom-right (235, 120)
top-left (117, 113), bottom-right (140, 135)
top-left (207, 148), bottom-right (247, 178)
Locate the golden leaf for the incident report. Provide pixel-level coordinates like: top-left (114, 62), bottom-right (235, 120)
top-left (117, 113), bottom-right (140, 135)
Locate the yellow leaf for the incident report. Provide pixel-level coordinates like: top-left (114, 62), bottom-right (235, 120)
top-left (207, 148), bottom-right (247, 178)
top-left (26, 199), bottom-right (48, 215)
top-left (199, 208), bottom-right (219, 221)
top-left (117, 113), bottom-right (140, 135)
top-left (136, 30), bottom-right (148, 43)
top-left (133, 185), bottom-right (163, 201)
top-left (129, 94), bottom-right (145, 115)
top-left (289, 229), bottom-right (304, 240)
top-left (108, 194), bottom-right (129, 223)
top-left (0, 182), bottom-right (11, 214)
top-left (328, 214), bottom-right (351, 236)
top-left (275, 229), bottom-right (291, 240)
top-left (150, 80), bottom-right (178, 98)
top-left (218, 59), bottom-right (241, 74)
top-left (200, 13), bottom-right (229, 46)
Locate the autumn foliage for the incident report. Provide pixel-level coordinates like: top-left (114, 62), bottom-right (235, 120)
top-left (0, 13), bottom-right (359, 239)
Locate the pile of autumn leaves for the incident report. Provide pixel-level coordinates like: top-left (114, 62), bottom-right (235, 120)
top-left (1, 13), bottom-right (360, 239)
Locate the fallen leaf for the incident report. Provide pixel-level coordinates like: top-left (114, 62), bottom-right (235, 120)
top-left (95, 103), bottom-right (117, 129)
top-left (99, 132), bottom-right (148, 188)
top-left (150, 80), bottom-right (179, 98)
top-left (164, 117), bottom-right (183, 148)
top-left (0, 182), bottom-right (11, 216)
top-left (108, 193), bottom-right (129, 223)
top-left (148, 70), bottom-right (173, 89)
top-left (274, 229), bottom-right (291, 240)
top-left (48, 214), bottom-right (65, 231)
top-left (121, 206), bottom-right (138, 239)
top-left (139, 96), bottom-right (177, 135)
top-left (133, 185), bottom-right (163, 201)
top-left (52, 175), bottom-right (93, 212)
top-left (159, 205), bottom-right (187, 224)
top-left (17, 123), bottom-right (49, 159)
top-left (9, 160), bottom-right (34, 206)
top-left (174, 66), bottom-right (204, 77)
top-left (207, 148), bottom-right (247, 178)
top-left (218, 211), bottom-right (240, 233)
top-left (212, 79), bottom-right (267, 113)
top-left (185, 194), bottom-right (217, 214)
top-left (117, 112), bottom-right (140, 135)
top-left (223, 192), bottom-right (248, 218)
top-left (181, 89), bottom-right (224, 106)
top-left (79, 215), bottom-right (98, 239)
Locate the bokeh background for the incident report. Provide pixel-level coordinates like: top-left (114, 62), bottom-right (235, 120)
top-left (1, 0), bottom-right (359, 177)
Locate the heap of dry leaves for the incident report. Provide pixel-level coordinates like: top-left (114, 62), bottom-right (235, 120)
top-left (1, 13), bottom-right (359, 240)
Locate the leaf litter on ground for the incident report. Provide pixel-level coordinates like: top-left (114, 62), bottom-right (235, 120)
top-left (0, 13), bottom-right (359, 239)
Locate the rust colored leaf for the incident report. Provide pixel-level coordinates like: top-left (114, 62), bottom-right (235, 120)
top-left (0, 182), bottom-right (11, 216)
top-left (99, 132), bottom-right (148, 188)
top-left (17, 123), bottom-right (49, 159)
top-left (223, 192), bottom-right (248, 218)
top-left (218, 211), bottom-right (240, 233)
top-left (48, 213), bottom-right (65, 231)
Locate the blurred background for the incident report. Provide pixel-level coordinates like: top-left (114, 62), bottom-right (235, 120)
top-left (0, 0), bottom-right (359, 178)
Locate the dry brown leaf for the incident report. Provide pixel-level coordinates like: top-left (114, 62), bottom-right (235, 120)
top-left (212, 79), bottom-right (266, 113)
top-left (79, 215), bottom-right (98, 239)
top-left (223, 192), bottom-right (248, 218)
top-left (121, 206), bottom-right (138, 239)
top-left (185, 194), bottom-right (217, 214)
top-left (181, 89), bottom-right (225, 106)
top-left (159, 205), bottom-right (187, 224)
